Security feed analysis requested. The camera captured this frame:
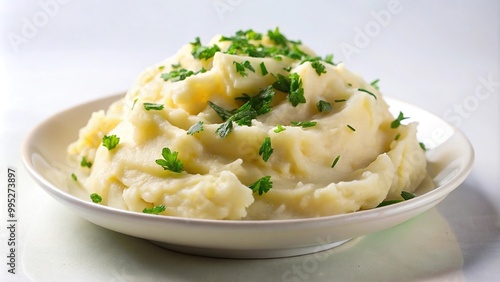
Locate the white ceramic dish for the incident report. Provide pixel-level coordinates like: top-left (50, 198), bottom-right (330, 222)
top-left (22, 93), bottom-right (474, 259)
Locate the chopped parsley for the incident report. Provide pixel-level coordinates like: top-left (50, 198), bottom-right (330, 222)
top-left (288, 73), bottom-right (306, 106)
top-left (334, 99), bottom-right (346, 103)
top-left (158, 65), bottom-right (165, 70)
top-left (171, 63), bottom-right (181, 68)
top-left (102, 134), bottom-right (120, 150)
top-left (90, 193), bottom-right (102, 203)
top-left (274, 124), bottom-right (286, 133)
top-left (370, 79), bottom-right (380, 90)
top-left (291, 121), bottom-right (317, 128)
top-left (391, 111), bottom-right (409, 128)
top-left (358, 88), bottom-right (377, 100)
top-left (316, 100), bottom-right (332, 112)
top-left (249, 176), bottom-right (273, 195)
top-left (377, 191), bottom-right (416, 207)
top-left (80, 156), bottom-right (92, 168)
top-left (259, 62), bottom-right (268, 76)
top-left (259, 137), bottom-right (274, 162)
top-left (267, 27), bottom-right (288, 46)
top-left (187, 121), bottom-right (204, 135)
top-left (160, 68), bottom-right (206, 82)
top-left (324, 54), bottom-right (335, 65)
top-left (233, 60), bottom-right (255, 77)
top-left (143, 205), bottom-right (166, 214)
top-left (71, 173), bottom-right (77, 181)
top-left (272, 73), bottom-right (291, 92)
top-left (419, 142), bottom-right (427, 151)
top-left (331, 155), bottom-right (340, 168)
top-left (347, 124), bottom-right (356, 132)
top-left (310, 59), bottom-right (327, 76)
top-left (209, 86), bottom-right (276, 138)
top-left (395, 133), bottom-right (401, 140)
top-left (190, 37), bottom-right (221, 60)
top-left (143, 103), bottom-right (164, 111)
top-left (155, 147), bottom-right (184, 173)
top-left (131, 98), bottom-right (138, 110)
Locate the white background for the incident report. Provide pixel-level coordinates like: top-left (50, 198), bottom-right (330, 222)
top-left (1, 0), bottom-right (499, 281)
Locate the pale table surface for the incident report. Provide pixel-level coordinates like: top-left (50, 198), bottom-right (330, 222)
top-left (1, 1), bottom-right (499, 281)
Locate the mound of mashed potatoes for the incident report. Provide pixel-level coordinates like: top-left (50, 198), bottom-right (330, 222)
top-left (68, 28), bottom-right (427, 220)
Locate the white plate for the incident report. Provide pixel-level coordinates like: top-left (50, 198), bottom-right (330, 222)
top-left (22, 93), bottom-right (474, 259)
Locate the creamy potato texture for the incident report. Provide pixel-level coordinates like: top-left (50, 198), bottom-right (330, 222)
top-left (68, 29), bottom-right (427, 220)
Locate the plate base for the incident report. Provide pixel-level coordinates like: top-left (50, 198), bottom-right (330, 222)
top-left (150, 239), bottom-right (352, 259)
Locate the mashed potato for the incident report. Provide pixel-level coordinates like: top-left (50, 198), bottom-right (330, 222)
top-left (68, 28), bottom-right (427, 220)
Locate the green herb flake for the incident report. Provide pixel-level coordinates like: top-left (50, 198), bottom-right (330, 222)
top-left (80, 156), bottom-right (92, 168)
top-left (131, 98), bottom-right (138, 110)
top-left (370, 79), bottom-right (380, 90)
top-left (358, 88), bottom-right (377, 100)
top-left (259, 62), bottom-right (268, 76)
top-left (334, 99), bottom-right (346, 103)
top-left (331, 155), bottom-right (340, 168)
top-left (102, 134), bottom-right (120, 150)
top-left (233, 61), bottom-right (247, 76)
top-left (324, 54), bottom-right (335, 65)
top-left (401, 191), bottom-right (416, 200)
top-left (158, 65), bottom-right (165, 70)
top-left (311, 60), bottom-right (326, 76)
top-left (90, 193), bottom-right (102, 203)
top-left (143, 205), bottom-right (166, 215)
top-left (249, 176), bottom-right (273, 195)
top-left (283, 66), bottom-right (292, 72)
top-left (316, 100), bottom-right (332, 112)
top-left (161, 68), bottom-right (205, 82)
top-left (274, 124), bottom-right (286, 133)
top-left (391, 111), bottom-right (409, 128)
top-left (395, 133), bottom-right (401, 140)
top-left (171, 63), bottom-right (181, 68)
top-left (187, 121), bottom-right (204, 135)
top-left (419, 142), bottom-right (427, 151)
top-left (347, 124), bottom-right (356, 132)
top-left (155, 147), bottom-right (184, 173)
top-left (288, 73), bottom-right (306, 106)
top-left (190, 37), bottom-right (221, 60)
top-left (377, 191), bottom-right (416, 207)
top-left (143, 103), bottom-right (164, 111)
top-left (259, 137), bottom-right (274, 162)
top-left (71, 173), bottom-right (78, 181)
top-left (267, 27), bottom-right (288, 46)
top-left (291, 121), bottom-right (317, 128)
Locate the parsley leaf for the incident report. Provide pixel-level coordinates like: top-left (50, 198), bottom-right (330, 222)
top-left (143, 205), bottom-right (166, 214)
top-left (331, 155), bottom-right (340, 168)
top-left (155, 147), bottom-right (184, 173)
top-left (160, 68), bottom-right (206, 82)
top-left (377, 191), bottom-right (416, 207)
top-left (187, 121), bottom-right (204, 135)
top-left (102, 134), bottom-right (120, 150)
top-left (324, 54), bottom-right (335, 65)
top-left (358, 88), bottom-right (377, 100)
top-left (143, 103), bottom-right (164, 111)
top-left (249, 176), bottom-right (273, 195)
top-left (419, 142), bottom-right (427, 151)
top-left (291, 121), bottom-right (317, 128)
top-left (90, 193), bottom-right (102, 203)
top-left (233, 60), bottom-right (255, 77)
top-left (80, 156), bottom-right (92, 168)
top-left (391, 111), bottom-right (409, 128)
top-left (274, 124), bottom-right (286, 133)
top-left (259, 62), bottom-right (268, 76)
top-left (215, 119), bottom-right (234, 138)
top-left (401, 191), bottom-right (415, 200)
top-left (288, 73), bottom-right (306, 106)
top-left (395, 133), bottom-right (401, 140)
top-left (267, 27), bottom-right (288, 46)
top-left (259, 137), bottom-right (274, 162)
top-left (316, 100), bottom-right (332, 112)
top-left (235, 85), bottom-right (275, 115)
top-left (190, 37), bottom-right (221, 60)
top-left (71, 173), bottom-right (77, 181)
top-left (272, 73), bottom-right (291, 93)
top-left (207, 101), bottom-right (233, 121)
top-left (310, 60), bottom-right (326, 76)
top-left (347, 125), bottom-right (356, 132)
top-left (370, 79), bottom-right (380, 90)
